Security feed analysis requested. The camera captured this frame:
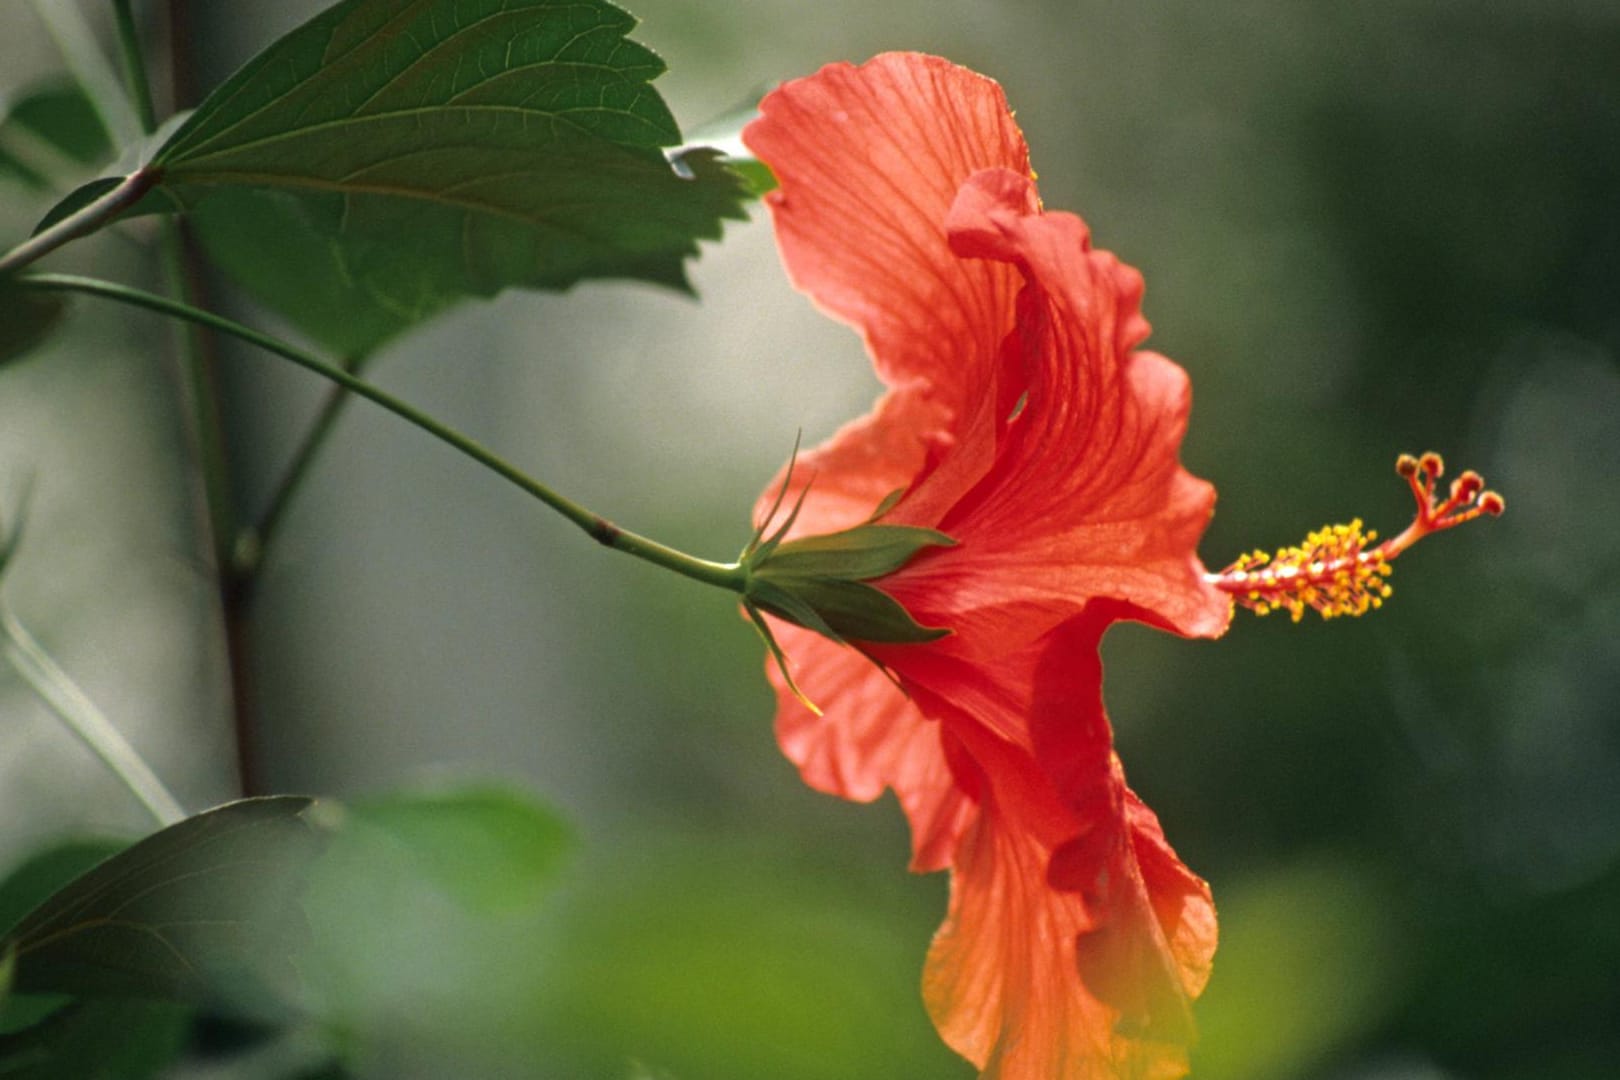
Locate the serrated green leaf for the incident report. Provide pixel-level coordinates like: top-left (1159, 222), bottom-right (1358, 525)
top-left (0, 82), bottom-right (112, 190)
top-left (144, 0), bottom-right (751, 357)
top-left (679, 95), bottom-right (777, 198)
top-left (0, 797), bottom-right (325, 1016)
top-left (0, 284), bottom-right (66, 368)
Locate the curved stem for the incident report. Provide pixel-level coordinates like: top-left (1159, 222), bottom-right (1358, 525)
top-left (0, 169), bottom-right (159, 277)
top-left (18, 272), bottom-right (747, 595)
top-left (1, 604), bottom-right (184, 827)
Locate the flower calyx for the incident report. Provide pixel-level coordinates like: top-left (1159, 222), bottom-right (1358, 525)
top-left (743, 521), bottom-right (956, 646)
top-left (1213, 451), bottom-right (1503, 623)
top-left (739, 467), bottom-right (956, 711)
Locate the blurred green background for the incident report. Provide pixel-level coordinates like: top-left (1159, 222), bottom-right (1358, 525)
top-left (2, 1), bottom-right (1617, 1077)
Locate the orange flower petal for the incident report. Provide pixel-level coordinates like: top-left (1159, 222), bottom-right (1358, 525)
top-left (892, 168), bottom-right (1230, 642)
top-left (751, 389), bottom-right (952, 542)
top-left (926, 795), bottom-right (1207, 1080)
top-left (743, 54), bottom-right (1029, 407)
top-left (898, 611), bottom-right (1213, 1079)
top-left (921, 704), bottom-right (1211, 1079)
top-left (765, 616), bottom-right (976, 871)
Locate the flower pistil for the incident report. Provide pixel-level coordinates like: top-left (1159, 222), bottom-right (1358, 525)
top-left (1212, 451), bottom-right (1504, 622)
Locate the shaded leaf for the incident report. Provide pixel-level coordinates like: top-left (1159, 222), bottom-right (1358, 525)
top-left (145, 0), bottom-right (751, 357)
top-left (0, 797), bottom-right (325, 1015)
top-left (294, 785), bottom-right (571, 1074)
top-left (347, 785), bottom-right (571, 913)
top-left (0, 82), bottom-right (112, 190)
top-left (0, 998), bottom-right (189, 1080)
top-left (0, 991), bottom-right (68, 1040)
top-left (0, 840), bottom-right (127, 944)
top-left (0, 285), bottom-right (67, 369)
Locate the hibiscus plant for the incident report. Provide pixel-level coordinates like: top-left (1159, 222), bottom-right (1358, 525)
top-left (0, 3), bottom-right (1508, 1079)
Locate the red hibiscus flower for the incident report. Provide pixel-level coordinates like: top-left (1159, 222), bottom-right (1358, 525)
top-left (741, 53), bottom-right (1233, 1079)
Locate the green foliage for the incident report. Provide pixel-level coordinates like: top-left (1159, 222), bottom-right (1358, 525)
top-left (0, 787), bottom-right (573, 1077)
top-left (0, 839), bottom-right (190, 1078)
top-left (0, 840), bottom-right (128, 1040)
top-left (140, 0), bottom-right (752, 357)
top-left (0, 82), bottom-right (111, 190)
top-left (0, 798), bottom-right (323, 1016)
top-left (296, 784), bottom-right (573, 1076)
top-left (341, 786), bottom-right (571, 913)
top-left (0, 839), bottom-right (126, 943)
top-left (0, 284), bottom-right (66, 368)
top-left (531, 836), bottom-right (964, 1080)
top-left (0, 998), bottom-right (191, 1080)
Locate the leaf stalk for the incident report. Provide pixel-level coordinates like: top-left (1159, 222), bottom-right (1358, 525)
top-left (16, 272), bottom-right (749, 596)
top-left (0, 168), bottom-right (159, 277)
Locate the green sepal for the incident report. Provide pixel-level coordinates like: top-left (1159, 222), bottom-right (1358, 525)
top-left (757, 524), bottom-right (955, 582)
top-left (866, 487), bottom-right (907, 523)
top-left (751, 577), bottom-right (949, 646)
top-left (743, 600), bottom-right (820, 715)
top-left (744, 521), bottom-right (954, 646)
top-left (746, 580), bottom-right (844, 645)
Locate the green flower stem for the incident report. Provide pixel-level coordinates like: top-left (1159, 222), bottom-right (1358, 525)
top-left (1, 603), bottom-right (184, 827)
top-left (110, 0), bottom-right (159, 134)
top-left (18, 272), bottom-right (748, 595)
top-left (0, 168), bottom-right (159, 277)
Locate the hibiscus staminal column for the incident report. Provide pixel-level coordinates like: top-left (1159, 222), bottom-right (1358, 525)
top-left (1211, 452), bottom-right (1504, 622)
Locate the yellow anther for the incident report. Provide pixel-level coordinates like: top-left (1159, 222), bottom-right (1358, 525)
top-left (1212, 451), bottom-right (1502, 624)
top-left (1214, 517), bottom-right (1391, 621)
